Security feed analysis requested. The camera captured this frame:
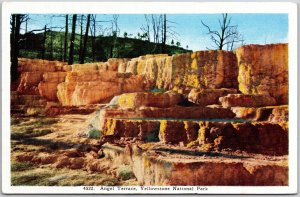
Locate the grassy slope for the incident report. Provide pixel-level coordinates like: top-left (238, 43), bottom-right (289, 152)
top-left (19, 31), bottom-right (191, 63)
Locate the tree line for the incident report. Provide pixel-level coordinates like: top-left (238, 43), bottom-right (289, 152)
top-left (10, 13), bottom-right (245, 82)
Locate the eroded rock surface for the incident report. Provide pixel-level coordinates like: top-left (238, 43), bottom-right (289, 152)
top-left (236, 44), bottom-right (288, 104)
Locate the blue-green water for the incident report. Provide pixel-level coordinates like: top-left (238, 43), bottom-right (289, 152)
top-left (113, 117), bottom-right (251, 123)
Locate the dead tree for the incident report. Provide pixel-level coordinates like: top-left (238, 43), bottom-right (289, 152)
top-left (79, 15), bottom-right (84, 62)
top-left (201, 13), bottom-right (244, 50)
top-left (90, 14), bottom-right (97, 61)
top-left (41, 25), bottom-right (47, 59)
top-left (140, 15), bottom-right (151, 42)
top-left (161, 14), bottom-right (167, 53)
top-left (10, 14), bottom-right (28, 81)
top-left (80, 14), bottom-right (91, 64)
top-left (68, 14), bottom-right (77, 65)
top-left (63, 14), bottom-right (68, 62)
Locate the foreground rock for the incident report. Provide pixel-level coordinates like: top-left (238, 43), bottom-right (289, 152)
top-left (236, 44), bottom-right (288, 104)
top-left (188, 88), bottom-right (237, 106)
top-left (219, 94), bottom-right (277, 108)
top-left (102, 118), bottom-right (288, 155)
top-left (118, 92), bottom-right (183, 109)
top-left (231, 105), bottom-right (288, 122)
top-left (103, 143), bottom-right (288, 186)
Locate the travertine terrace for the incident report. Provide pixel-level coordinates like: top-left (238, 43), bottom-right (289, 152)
top-left (11, 43), bottom-right (288, 186)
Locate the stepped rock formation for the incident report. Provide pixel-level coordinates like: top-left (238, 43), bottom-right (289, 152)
top-left (17, 59), bottom-right (68, 95)
top-left (57, 71), bottom-right (149, 106)
top-left (188, 88), bottom-right (237, 106)
top-left (125, 51), bottom-right (238, 91)
top-left (219, 94), bottom-right (277, 108)
top-left (11, 43), bottom-right (289, 186)
top-left (118, 92), bottom-right (183, 109)
top-left (102, 118), bottom-right (288, 155)
top-left (38, 72), bottom-right (66, 101)
top-left (16, 43), bottom-right (288, 108)
top-left (236, 44), bottom-right (288, 104)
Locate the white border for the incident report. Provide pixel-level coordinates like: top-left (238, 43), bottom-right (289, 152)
top-left (1, 1), bottom-right (298, 194)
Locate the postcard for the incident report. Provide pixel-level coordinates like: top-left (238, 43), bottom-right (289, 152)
top-left (1, 1), bottom-right (298, 194)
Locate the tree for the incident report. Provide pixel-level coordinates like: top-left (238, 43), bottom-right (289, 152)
top-left (68, 14), bottom-right (77, 65)
top-left (161, 14), bottom-right (167, 53)
top-left (201, 13), bottom-right (244, 50)
top-left (90, 14), bottom-right (97, 61)
top-left (140, 15), bottom-right (150, 41)
top-left (41, 25), bottom-right (47, 59)
top-left (80, 14), bottom-right (91, 64)
top-left (79, 15), bottom-right (84, 62)
top-left (11, 14), bottom-right (28, 81)
top-left (63, 14), bottom-right (68, 62)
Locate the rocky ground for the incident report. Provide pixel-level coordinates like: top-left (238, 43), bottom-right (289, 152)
top-left (11, 110), bottom-right (288, 186)
top-left (10, 112), bottom-right (138, 186)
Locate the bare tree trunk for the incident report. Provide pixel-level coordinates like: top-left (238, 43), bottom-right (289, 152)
top-left (10, 15), bottom-right (16, 65)
top-left (11, 14), bottom-right (20, 81)
top-left (42, 25), bottom-right (47, 59)
top-left (68, 14), bottom-right (77, 65)
top-left (60, 35), bottom-right (64, 61)
top-left (63, 14), bottom-right (68, 62)
top-left (80, 14), bottom-right (90, 64)
top-left (11, 14), bottom-right (28, 81)
top-left (91, 14), bottom-right (96, 62)
top-left (50, 28), bottom-right (53, 60)
top-left (162, 14), bottom-right (167, 53)
top-left (79, 15), bottom-right (84, 62)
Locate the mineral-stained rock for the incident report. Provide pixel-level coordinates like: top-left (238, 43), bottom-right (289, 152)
top-left (188, 88), bottom-right (238, 106)
top-left (45, 105), bottom-right (97, 116)
top-left (18, 58), bottom-right (63, 72)
top-left (183, 121), bottom-right (199, 143)
top-left (38, 72), bottom-right (67, 101)
top-left (103, 143), bottom-right (288, 186)
top-left (235, 44), bottom-right (288, 104)
top-left (107, 58), bottom-right (130, 71)
top-left (268, 105), bottom-right (288, 123)
top-left (98, 106), bottom-right (236, 131)
top-left (101, 117), bottom-right (288, 155)
top-left (125, 57), bottom-right (139, 75)
top-left (102, 119), bottom-right (160, 141)
top-left (71, 63), bottom-right (98, 71)
top-left (57, 81), bottom-right (121, 106)
top-left (17, 72), bottom-right (44, 95)
top-left (43, 72), bottom-right (66, 83)
top-left (118, 92), bottom-right (183, 109)
top-left (38, 82), bottom-right (59, 101)
top-left (57, 72), bottom-right (150, 106)
top-left (159, 120), bottom-right (187, 144)
top-left (231, 105), bottom-right (288, 122)
top-left (171, 50), bottom-right (238, 90)
top-left (219, 94), bottom-right (277, 108)
top-left (65, 70), bottom-right (118, 82)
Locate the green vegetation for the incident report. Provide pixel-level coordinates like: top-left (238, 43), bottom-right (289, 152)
top-left (19, 31), bottom-right (191, 63)
top-left (117, 165), bottom-right (135, 181)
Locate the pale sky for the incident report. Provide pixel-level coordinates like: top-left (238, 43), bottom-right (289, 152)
top-left (23, 14), bottom-right (288, 51)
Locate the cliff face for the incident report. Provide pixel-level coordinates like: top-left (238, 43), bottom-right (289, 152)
top-left (15, 43), bottom-right (288, 107)
top-left (124, 51), bottom-right (238, 91)
top-left (236, 44), bottom-right (288, 104)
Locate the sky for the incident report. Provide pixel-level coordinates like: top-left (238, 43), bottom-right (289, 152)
top-left (22, 14), bottom-right (288, 51)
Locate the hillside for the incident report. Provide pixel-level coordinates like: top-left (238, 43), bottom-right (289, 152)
top-left (18, 31), bottom-right (191, 63)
